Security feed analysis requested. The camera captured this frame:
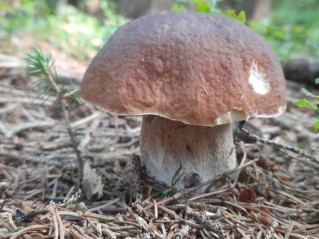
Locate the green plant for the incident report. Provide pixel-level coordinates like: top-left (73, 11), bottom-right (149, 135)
top-left (172, 0), bottom-right (246, 23)
top-left (25, 48), bottom-right (84, 187)
top-left (157, 166), bottom-right (184, 198)
top-left (295, 79), bottom-right (319, 133)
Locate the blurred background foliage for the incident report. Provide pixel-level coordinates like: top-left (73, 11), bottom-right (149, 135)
top-left (249, 0), bottom-right (319, 60)
top-left (0, 0), bottom-right (128, 60)
top-left (0, 0), bottom-right (318, 61)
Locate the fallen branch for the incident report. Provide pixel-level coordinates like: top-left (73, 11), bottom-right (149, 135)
top-left (241, 127), bottom-right (319, 166)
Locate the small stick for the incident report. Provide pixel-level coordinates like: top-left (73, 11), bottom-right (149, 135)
top-left (241, 127), bottom-right (319, 165)
top-left (9, 225), bottom-right (49, 239)
top-left (153, 199), bottom-right (158, 220)
top-left (157, 204), bottom-right (176, 218)
top-left (67, 227), bottom-right (87, 239)
top-left (56, 209), bottom-right (65, 239)
top-left (88, 198), bottom-right (120, 212)
top-left (49, 206), bottom-right (59, 239)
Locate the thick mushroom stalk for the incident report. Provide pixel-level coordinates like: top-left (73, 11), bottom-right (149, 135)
top-left (140, 115), bottom-right (236, 188)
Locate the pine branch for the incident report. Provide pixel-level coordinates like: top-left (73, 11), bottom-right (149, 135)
top-left (25, 48), bottom-right (84, 189)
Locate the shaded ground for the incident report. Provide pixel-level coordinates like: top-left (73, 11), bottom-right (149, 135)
top-left (0, 51), bottom-right (319, 238)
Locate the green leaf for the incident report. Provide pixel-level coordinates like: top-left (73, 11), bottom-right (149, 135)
top-left (223, 10), bottom-right (246, 23)
top-left (192, 0), bottom-right (211, 13)
top-left (171, 4), bottom-right (187, 11)
top-left (314, 119), bottom-right (319, 133)
top-left (295, 99), bottom-right (319, 110)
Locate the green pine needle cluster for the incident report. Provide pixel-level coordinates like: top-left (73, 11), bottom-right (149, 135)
top-left (25, 48), bottom-right (53, 77)
top-left (25, 48), bottom-right (56, 98)
top-left (25, 48), bottom-right (81, 106)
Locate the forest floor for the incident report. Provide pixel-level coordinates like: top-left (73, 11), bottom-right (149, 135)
top-left (0, 43), bottom-right (319, 238)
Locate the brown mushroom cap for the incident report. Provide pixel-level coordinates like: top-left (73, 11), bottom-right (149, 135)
top-left (81, 11), bottom-right (286, 126)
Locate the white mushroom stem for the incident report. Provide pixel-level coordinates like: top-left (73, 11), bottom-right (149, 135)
top-left (140, 115), bottom-right (236, 189)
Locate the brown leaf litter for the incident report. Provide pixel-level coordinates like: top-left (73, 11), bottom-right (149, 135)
top-left (0, 58), bottom-right (319, 238)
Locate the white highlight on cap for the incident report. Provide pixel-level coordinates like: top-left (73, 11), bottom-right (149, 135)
top-left (249, 61), bottom-right (270, 95)
top-left (215, 109), bottom-right (246, 125)
top-left (277, 105), bottom-right (285, 115)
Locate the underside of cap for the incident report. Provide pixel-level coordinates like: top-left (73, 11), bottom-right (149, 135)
top-left (81, 11), bottom-right (286, 126)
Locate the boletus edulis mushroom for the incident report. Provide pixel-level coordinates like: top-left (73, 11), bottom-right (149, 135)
top-left (81, 11), bottom-right (286, 189)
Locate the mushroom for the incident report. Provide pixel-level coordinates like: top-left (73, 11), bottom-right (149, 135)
top-left (81, 11), bottom-right (286, 189)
